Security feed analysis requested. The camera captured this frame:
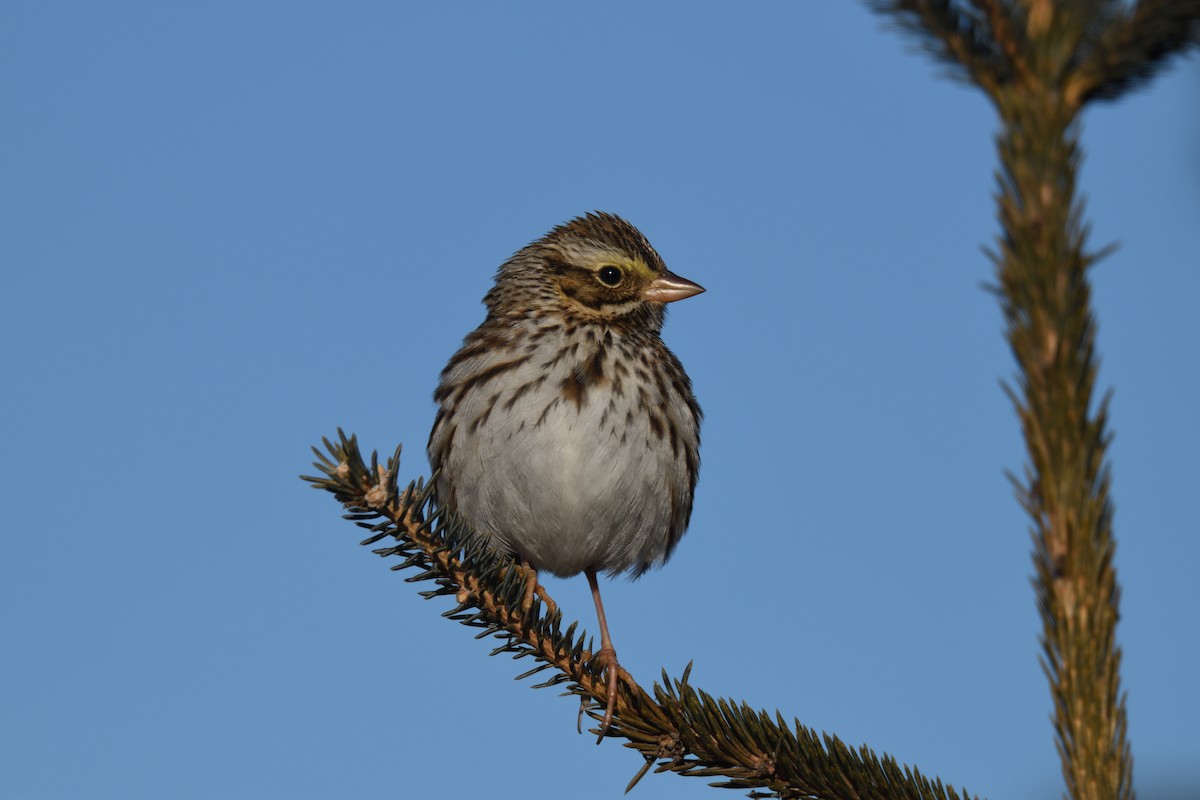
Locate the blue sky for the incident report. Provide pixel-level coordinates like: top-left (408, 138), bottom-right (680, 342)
top-left (2, 4), bottom-right (1197, 799)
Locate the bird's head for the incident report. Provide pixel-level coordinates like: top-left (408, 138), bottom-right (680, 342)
top-left (487, 212), bottom-right (704, 331)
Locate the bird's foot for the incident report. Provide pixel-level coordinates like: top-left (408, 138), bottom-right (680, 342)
top-left (593, 645), bottom-right (624, 742)
top-left (575, 651), bottom-right (641, 738)
top-left (517, 562), bottom-right (558, 623)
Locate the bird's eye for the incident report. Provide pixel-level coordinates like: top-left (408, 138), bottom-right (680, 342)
top-left (597, 266), bottom-right (623, 287)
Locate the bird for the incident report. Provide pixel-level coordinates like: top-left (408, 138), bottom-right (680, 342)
top-left (427, 211), bottom-right (703, 736)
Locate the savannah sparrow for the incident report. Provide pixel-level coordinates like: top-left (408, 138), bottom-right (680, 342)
top-left (427, 212), bottom-right (703, 735)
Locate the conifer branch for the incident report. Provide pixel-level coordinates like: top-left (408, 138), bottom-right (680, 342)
top-left (987, 95), bottom-right (1131, 800)
top-left (1070, 0), bottom-right (1200, 103)
top-left (867, 1), bottom-right (1013, 92)
top-left (870, 3), bottom-right (1145, 800)
top-left (968, 0), bottom-right (1030, 82)
top-left (303, 430), bottom-right (981, 800)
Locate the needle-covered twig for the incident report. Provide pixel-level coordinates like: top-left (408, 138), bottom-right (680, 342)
top-left (303, 431), bottom-right (979, 800)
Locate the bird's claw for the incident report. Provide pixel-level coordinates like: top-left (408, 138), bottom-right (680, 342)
top-left (595, 645), bottom-right (620, 742)
top-left (518, 562), bottom-right (558, 624)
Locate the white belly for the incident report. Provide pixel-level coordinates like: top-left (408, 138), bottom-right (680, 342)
top-left (448, 371), bottom-right (674, 576)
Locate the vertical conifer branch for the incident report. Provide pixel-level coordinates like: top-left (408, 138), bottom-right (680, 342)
top-left (989, 7), bottom-right (1132, 797)
top-left (871, 3), bottom-right (1143, 799)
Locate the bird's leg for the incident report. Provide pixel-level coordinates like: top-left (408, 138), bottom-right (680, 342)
top-left (586, 568), bottom-right (622, 740)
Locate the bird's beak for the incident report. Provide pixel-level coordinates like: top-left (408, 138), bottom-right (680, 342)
top-left (643, 270), bottom-right (705, 303)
